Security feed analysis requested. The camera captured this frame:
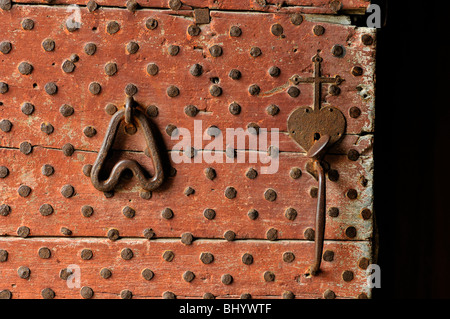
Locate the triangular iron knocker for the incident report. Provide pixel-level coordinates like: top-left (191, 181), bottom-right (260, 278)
top-left (90, 96), bottom-right (164, 192)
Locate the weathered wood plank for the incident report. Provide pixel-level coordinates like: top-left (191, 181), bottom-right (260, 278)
top-left (0, 147), bottom-right (373, 240)
top-left (0, 237), bottom-right (373, 299)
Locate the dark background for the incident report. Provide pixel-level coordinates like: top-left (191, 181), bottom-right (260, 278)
top-left (372, 0), bottom-right (450, 298)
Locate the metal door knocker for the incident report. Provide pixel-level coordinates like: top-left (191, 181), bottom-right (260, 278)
top-left (90, 96), bottom-right (164, 192)
top-left (287, 54), bottom-right (346, 276)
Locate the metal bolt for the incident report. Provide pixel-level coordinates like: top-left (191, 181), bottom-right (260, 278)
top-left (187, 25), bottom-right (201, 36)
top-left (104, 62), bottom-right (117, 76)
top-left (264, 188), bottom-right (277, 201)
top-left (100, 268), bottom-right (112, 279)
top-left (87, 0), bottom-right (98, 12)
top-left (221, 274), bottom-right (233, 285)
top-left (181, 232), bottom-right (194, 245)
top-left (106, 21), bottom-right (120, 34)
top-left (183, 270), bottom-right (195, 282)
top-left (0, 204), bottom-right (10, 216)
top-left (41, 164), bottom-right (54, 176)
top-left (38, 247), bottom-right (51, 259)
top-left (19, 141), bottom-right (33, 155)
top-left (21, 18), bottom-right (34, 30)
top-left (125, 83), bottom-right (138, 96)
top-left (142, 268), bottom-right (154, 281)
top-left (142, 228), bottom-right (155, 240)
top-left (39, 204), bottom-right (54, 216)
top-left (80, 286), bottom-right (94, 299)
top-left (146, 18), bottom-right (158, 30)
top-left (271, 23), bottom-right (283, 36)
top-left (328, 207), bottom-right (339, 218)
top-left (290, 13), bottom-right (303, 25)
top-left (209, 45), bottom-right (222, 57)
top-left (41, 38), bottom-right (55, 52)
top-left (41, 288), bottom-right (55, 299)
top-left (359, 257), bottom-right (370, 270)
top-left (352, 66), bottom-right (363, 76)
top-left (81, 205), bottom-right (94, 217)
top-left (61, 60), bottom-right (75, 73)
top-left (245, 168), bottom-right (258, 179)
top-left (61, 184), bottom-right (75, 198)
top-left (224, 186), bottom-right (237, 199)
top-left (345, 226), bottom-right (357, 238)
top-left (60, 104), bottom-right (74, 117)
top-left (0, 119), bottom-right (12, 132)
top-left (162, 291), bottom-right (176, 299)
top-left (304, 228), bottom-right (315, 240)
top-left (323, 250), bottom-right (334, 262)
top-left (287, 86), bottom-right (300, 97)
top-left (168, 45), bottom-right (180, 56)
top-left (121, 289), bottom-right (133, 299)
top-left (268, 66), bottom-right (280, 77)
top-left (349, 106), bottom-right (361, 118)
top-left (203, 208), bottom-right (216, 220)
top-left (184, 186), bottom-right (195, 196)
top-left (229, 69), bottom-right (241, 80)
top-left (146, 105), bottom-right (159, 117)
top-left (163, 250), bottom-right (175, 262)
top-left (289, 167), bottom-right (302, 179)
top-left (361, 34), bottom-right (374, 45)
top-left (250, 47), bottom-right (262, 57)
top-left (107, 229), bottom-right (120, 241)
top-left (122, 206), bottom-right (135, 218)
top-left (284, 208), bottom-right (297, 221)
top-left (209, 85), bottom-right (222, 97)
top-left (167, 85), bottom-right (180, 97)
top-left (342, 270), bottom-right (354, 282)
top-left (18, 62), bottom-right (33, 75)
top-left (40, 122), bottom-right (54, 135)
top-left (127, 41), bottom-right (139, 54)
top-left (224, 230), bottom-right (236, 241)
top-left (0, 41), bottom-right (12, 54)
top-left (60, 227), bottom-right (72, 236)
top-left (62, 143), bottom-right (74, 156)
top-left (189, 63), bottom-right (202, 76)
top-left (88, 82), bottom-right (101, 95)
top-left (200, 252), bottom-right (214, 264)
top-left (263, 271), bottom-right (275, 282)
top-left (242, 253), bottom-right (253, 265)
top-left (0, 82), bottom-right (8, 94)
top-left (347, 149), bottom-right (360, 161)
top-left (283, 251), bottom-right (295, 263)
top-left (346, 189), bottom-right (358, 200)
top-left (248, 84), bottom-right (260, 96)
top-left (323, 289), bottom-right (336, 299)
top-left (17, 226), bottom-right (30, 238)
top-left (266, 228), bottom-right (278, 241)
top-left (161, 207), bottom-right (174, 219)
top-left (203, 293), bottom-right (215, 299)
top-left (84, 42), bottom-right (97, 55)
top-left (230, 25), bottom-right (242, 37)
top-left (21, 102), bottom-right (34, 115)
top-left (313, 25), bottom-right (325, 36)
top-left (0, 249), bottom-right (8, 262)
top-left (248, 209), bottom-right (258, 220)
top-left (18, 185), bottom-right (31, 197)
top-left (45, 82), bottom-right (58, 95)
top-left (229, 102), bottom-right (241, 115)
top-left (121, 248), bottom-right (133, 260)
top-left (17, 266), bottom-right (30, 279)
top-left (81, 249), bottom-right (93, 260)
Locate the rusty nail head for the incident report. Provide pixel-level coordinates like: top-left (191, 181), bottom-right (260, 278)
top-left (121, 248), bottom-right (133, 260)
top-left (200, 252), bottom-right (214, 264)
top-left (283, 291), bottom-right (295, 299)
top-left (209, 45), bottom-right (222, 57)
top-left (143, 228), bottom-right (155, 239)
top-left (245, 167), bottom-right (258, 179)
top-left (61, 227), bottom-right (72, 235)
top-left (328, 85), bottom-right (341, 96)
top-left (121, 290), bottom-right (133, 299)
top-left (330, 0), bottom-right (343, 11)
top-left (248, 84), bottom-right (260, 96)
top-left (81, 249), bottom-right (93, 260)
top-left (41, 38), bottom-right (55, 52)
top-left (290, 167), bottom-right (302, 179)
top-left (162, 291), bottom-right (176, 299)
top-left (359, 257), bottom-right (370, 270)
top-left (83, 43), bottom-right (96, 56)
top-left (248, 209), bottom-right (258, 220)
top-left (0, 204), bottom-right (10, 217)
top-left (323, 250), bottom-right (334, 262)
top-left (107, 229), bottom-right (120, 241)
top-left (0, 249), bottom-right (8, 262)
top-left (19, 141), bottom-right (33, 155)
top-left (126, 0), bottom-right (138, 12)
top-left (323, 289), bottom-right (336, 299)
top-left (187, 25), bottom-right (201, 36)
top-left (230, 25), bottom-right (242, 37)
top-left (40, 122), bottom-right (54, 135)
top-left (342, 270), bottom-right (354, 282)
top-left (271, 23), bottom-right (283, 36)
top-left (60, 104), bottom-right (74, 117)
top-left (204, 167), bottom-right (216, 180)
top-left (45, 82), bottom-right (58, 95)
top-left (80, 286), bottom-right (94, 299)
top-left (41, 164), bottom-right (54, 176)
top-left (361, 34), bottom-right (374, 45)
top-left (125, 83), bottom-right (138, 96)
top-left (331, 44), bottom-right (344, 57)
top-left (183, 271), bottom-right (195, 282)
top-left (209, 84), bottom-right (222, 97)
top-left (358, 293), bottom-right (369, 299)
top-left (225, 186), bottom-right (237, 199)
top-left (107, 21), bottom-right (120, 34)
top-left (250, 47), bottom-right (262, 57)
top-left (62, 143), bottom-right (75, 156)
top-left (194, 8), bottom-right (210, 24)
top-left (263, 271), bottom-right (275, 282)
top-left (61, 184), bottom-right (75, 198)
top-left (304, 228), bottom-right (315, 241)
top-left (266, 228), bottom-right (278, 241)
top-left (345, 226), bottom-right (357, 238)
top-left (328, 169), bottom-right (339, 182)
top-left (229, 102), bottom-right (241, 115)
top-left (168, 45), bottom-right (180, 56)
top-left (39, 204), bottom-right (53, 216)
top-left (229, 69), bottom-right (241, 80)
top-left (0, 82), bottom-right (8, 94)
top-left (328, 207), bottom-right (339, 218)
top-left (166, 124), bottom-right (178, 137)
top-left (81, 205), bottom-right (94, 217)
top-left (313, 25), bottom-right (325, 36)
top-left (284, 208), bottom-right (297, 221)
top-left (264, 188), bottom-right (277, 201)
top-left (21, 102), bottom-right (34, 115)
top-left (352, 66), bottom-right (363, 76)
top-left (122, 206), bottom-right (135, 218)
top-left (268, 66), bottom-right (280, 77)
top-left (266, 104), bottom-right (279, 116)
top-left (240, 293), bottom-right (252, 299)
top-left (361, 208), bottom-right (372, 220)
top-left (104, 62), bottom-right (118, 76)
top-left (203, 293), bottom-right (215, 299)
top-left (221, 274), bottom-right (233, 285)
top-left (127, 41), bottom-right (139, 54)
top-left (242, 253), bottom-right (253, 265)
top-left (184, 186), bottom-right (195, 196)
top-left (290, 13), bottom-right (303, 25)
top-left (162, 207), bottom-right (174, 219)
top-left (349, 106), bottom-right (361, 118)
top-left (18, 61), bottom-right (33, 75)
top-left (203, 208), bottom-right (216, 220)
top-left (61, 60), bottom-right (75, 73)
top-left (17, 226), bottom-right (30, 237)
top-left (104, 191), bottom-right (114, 198)
top-left (18, 185), bottom-right (31, 197)
top-left (223, 230), bottom-right (236, 241)
top-left (282, 252), bottom-right (295, 263)
top-left (348, 149), bottom-right (360, 161)
top-left (17, 266), bottom-right (31, 279)
top-left (146, 18), bottom-right (158, 30)
top-left (21, 18), bottom-right (34, 30)
top-left (41, 288), bottom-right (55, 299)
top-left (38, 247), bottom-right (51, 259)
top-left (146, 105), bottom-right (159, 117)
top-left (167, 85), bottom-right (180, 97)
top-left (309, 187), bottom-right (318, 198)
top-left (82, 164), bottom-right (92, 177)
top-left (142, 268), bottom-right (154, 281)
top-left (181, 232), bottom-right (194, 245)
top-left (59, 268), bottom-right (72, 280)
top-left (347, 189), bottom-right (358, 200)
top-left (89, 82), bottom-right (101, 95)
top-left (0, 41), bottom-right (12, 54)
top-left (189, 64), bottom-right (202, 76)
top-left (100, 268), bottom-right (112, 279)
top-left (87, 0), bottom-right (98, 12)
top-left (287, 86), bottom-right (300, 98)
top-left (0, 119), bottom-right (12, 132)
top-left (169, 0), bottom-right (182, 10)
